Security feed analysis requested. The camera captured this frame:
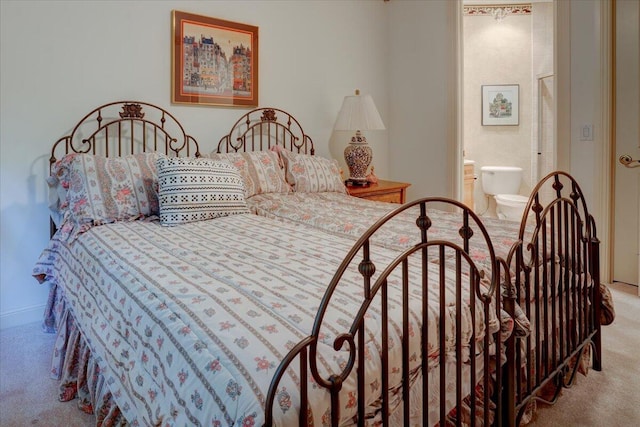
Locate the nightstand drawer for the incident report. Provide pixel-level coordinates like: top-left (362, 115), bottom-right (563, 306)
top-left (346, 180), bottom-right (411, 204)
top-left (360, 192), bottom-right (403, 203)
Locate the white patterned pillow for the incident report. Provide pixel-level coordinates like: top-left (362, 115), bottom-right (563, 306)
top-left (203, 151), bottom-right (291, 198)
top-left (56, 152), bottom-right (161, 227)
top-left (281, 151), bottom-right (346, 193)
top-left (157, 156), bottom-right (250, 226)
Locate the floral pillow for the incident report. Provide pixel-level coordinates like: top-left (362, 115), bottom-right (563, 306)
top-left (281, 151), bottom-right (346, 193)
top-left (156, 156), bottom-right (250, 226)
top-left (203, 151), bottom-right (291, 198)
top-left (47, 155), bottom-right (76, 227)
top-left (52, 152), bottom-right (161, 228)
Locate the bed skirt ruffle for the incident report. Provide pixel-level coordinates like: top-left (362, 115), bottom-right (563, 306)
top-left (46, 282), bottom-right (126, 426)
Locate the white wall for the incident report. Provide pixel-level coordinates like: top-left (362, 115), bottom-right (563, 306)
top-left (0, 0), bottom-right (392, 328)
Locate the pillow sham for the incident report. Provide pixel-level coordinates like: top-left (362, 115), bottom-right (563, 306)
top-left (280, 151), bottom-right (347, 193)
top-left (156, 156), bottom-right (250, 226)
top-left (47, 154), bottom-right (76, 227)
top-left (203, 151), bottom-right (291, 198)
top-left (53, 152), bottom-right (161, 227)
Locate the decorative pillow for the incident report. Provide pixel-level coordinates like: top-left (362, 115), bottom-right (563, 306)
top-left (203, 151), bottom-right (291, 198)
top-left (281, 151), bottom-right (346, 193)
top-left (55, 152), bottom-right (161, 227)
top-left (48, 154), bottom-right (76, 227)
top-left (156, 156), bottom-right (250, 226)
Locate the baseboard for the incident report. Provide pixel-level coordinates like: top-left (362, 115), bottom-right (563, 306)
top-left (0, 304), bottom-right (45, 330)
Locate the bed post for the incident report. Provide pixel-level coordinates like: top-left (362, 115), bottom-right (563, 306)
top-left (501, 268), bottom-right (517, 427)
top-left (589, 216), bottom-right (602, 371)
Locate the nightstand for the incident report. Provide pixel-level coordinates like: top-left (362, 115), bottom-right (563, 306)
top-left (345, 180), bottom-right (411, 204)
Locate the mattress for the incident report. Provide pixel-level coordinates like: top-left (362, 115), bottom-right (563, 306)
top-left (33, 213), bottom-right (503, 426)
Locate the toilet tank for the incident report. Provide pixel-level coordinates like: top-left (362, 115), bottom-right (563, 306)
top-left (480, 166), bottom-right (523, 195)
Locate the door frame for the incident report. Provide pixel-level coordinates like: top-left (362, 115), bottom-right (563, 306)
top-left (599, 0), bottom-right (613, 284)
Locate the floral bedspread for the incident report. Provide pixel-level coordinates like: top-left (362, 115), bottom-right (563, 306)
top-left (247, 192), bottom-right (523, 274)
top-left (33, 213), bottom-right (502, 426)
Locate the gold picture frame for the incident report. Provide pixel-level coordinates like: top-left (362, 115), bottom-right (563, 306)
top-left (172, 10), bottom-right (258, 107)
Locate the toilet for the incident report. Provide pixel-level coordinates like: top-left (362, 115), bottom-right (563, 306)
top-left (480, 166), bottom-right (529, 221)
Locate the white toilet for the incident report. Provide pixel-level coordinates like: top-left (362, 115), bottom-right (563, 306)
top-left (480, 166), bottom-right (529, 221)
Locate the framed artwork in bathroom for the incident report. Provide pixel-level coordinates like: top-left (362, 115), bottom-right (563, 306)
top-left (481, 84), bottom-right (519, 126)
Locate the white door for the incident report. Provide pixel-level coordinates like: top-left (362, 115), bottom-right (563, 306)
top-left (613, 0), bottom-right (640, 291)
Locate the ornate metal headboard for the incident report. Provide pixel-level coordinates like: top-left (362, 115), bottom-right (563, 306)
top-left (50, 101), bottom-right (200, 168)
top-left (48, 101), bottom-right (200, 237)
top-left (216, 107), bottom-right (314, 154)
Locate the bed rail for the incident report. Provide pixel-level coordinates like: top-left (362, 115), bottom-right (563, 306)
top-left (265, 198), bottom-right (505, 426)
top-left (216, 107), bottom-right (314, 154)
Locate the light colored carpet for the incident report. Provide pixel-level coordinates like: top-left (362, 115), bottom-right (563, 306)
top-left (530, 282), bottom-right (640, 426)
top-left (0, 283), bottom-right (638, 426)
top-left (0, 320), bottom-right (95, 426)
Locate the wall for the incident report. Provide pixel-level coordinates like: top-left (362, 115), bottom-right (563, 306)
top-left (531, 2), bottom-right (554, 188)
top-left (388, 0), bottom-right (457, 201)
top-left (463, 11), bottom-right (533, 216)
top-left (568, 0), bottom-right (601, 208)
top-left (0, 0), bottom-right (393, 328)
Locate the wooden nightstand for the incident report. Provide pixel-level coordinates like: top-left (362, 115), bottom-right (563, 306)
top-left (345, 180), bottom-right (411, 204)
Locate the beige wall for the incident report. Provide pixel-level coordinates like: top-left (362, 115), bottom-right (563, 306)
top-left (388, 0), bottom-right (457, 201)
top-left (532, 2), bottom-right (555, 191)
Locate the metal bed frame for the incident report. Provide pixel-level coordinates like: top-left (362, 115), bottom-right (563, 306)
top-left (43, 102), bottom-right (603, 427)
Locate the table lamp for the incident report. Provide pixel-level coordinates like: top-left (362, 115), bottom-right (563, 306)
top-left (333, 89), bottom-right (385, 186)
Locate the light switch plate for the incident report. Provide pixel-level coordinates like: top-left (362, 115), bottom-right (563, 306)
top-left (580, 124), bottom-right (594, 141)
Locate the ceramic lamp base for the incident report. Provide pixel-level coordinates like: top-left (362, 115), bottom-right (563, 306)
top-left (344, 134), bottom-right (372, 182)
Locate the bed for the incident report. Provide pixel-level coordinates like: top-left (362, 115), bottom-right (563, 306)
top-left (34, 102), bottom-right (512, 426)
top-left (210, 107), bottom-right (612, 425)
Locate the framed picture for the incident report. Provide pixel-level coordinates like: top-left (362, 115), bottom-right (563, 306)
top-left (481, 84), bottom-right (519, 126)
top-left (172, 10), bottom-right (258, 107)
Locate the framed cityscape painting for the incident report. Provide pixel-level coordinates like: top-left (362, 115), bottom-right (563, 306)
top-left (172, 10), bottom-right (258, 107)
top-left (481, 84), bottom-right (519, 125)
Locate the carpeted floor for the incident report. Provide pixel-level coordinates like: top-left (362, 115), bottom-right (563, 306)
top-left (529, 282), bottom-right (640, 426)
top-left (0, 283), bottom-right (638, 426)
top-left (0, 319), bottom-right (95, 426)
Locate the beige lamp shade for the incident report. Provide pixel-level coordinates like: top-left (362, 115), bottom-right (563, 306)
top-left (333, 90), bottom-right (385, 132)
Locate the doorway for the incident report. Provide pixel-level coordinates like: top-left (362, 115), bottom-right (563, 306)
top-left (460, 1), bottom-right (555, 217)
